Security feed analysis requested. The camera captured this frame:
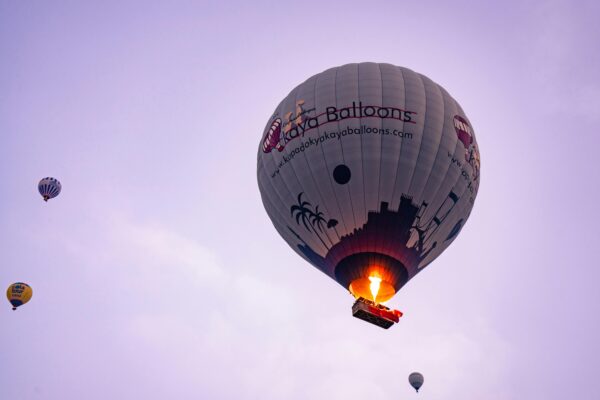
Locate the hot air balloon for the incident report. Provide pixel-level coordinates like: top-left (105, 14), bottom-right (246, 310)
top-left (409, 372), bottom-right (424, 393)
top-left (7, 283), bottom-right (32, 310)
top-left (38, 177), bottom-right (61, 202)
top-left (257, 63), bottom-right (480, 328)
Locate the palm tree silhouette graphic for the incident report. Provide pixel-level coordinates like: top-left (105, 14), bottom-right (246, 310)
top-left (291, 192), bottom-right (332, 250)
top-left (291, 192), bottom-right (312, 231)
top-left (311, 205), bottom-right (336, 247)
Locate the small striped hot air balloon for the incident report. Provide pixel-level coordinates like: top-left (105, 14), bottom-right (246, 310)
top-left (38, 177), bottom-right (61, 202)
top-left (7, 283), bottom-right (33, 310)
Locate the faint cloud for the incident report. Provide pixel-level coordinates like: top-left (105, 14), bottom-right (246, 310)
top-left (113, 220), bottom-right (226, 284)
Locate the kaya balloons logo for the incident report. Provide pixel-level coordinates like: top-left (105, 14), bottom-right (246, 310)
top-left (262, 99), bottom-right (416, 154)
top-left (453, 115), bottom-right (480, 181)
top-left (262, 100), bottom-right (314, 153)
top-left (262, 117), bottom-right (283, 153)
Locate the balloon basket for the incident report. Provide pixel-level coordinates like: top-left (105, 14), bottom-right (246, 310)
top-left (352, 297), bottom-right (402, 329)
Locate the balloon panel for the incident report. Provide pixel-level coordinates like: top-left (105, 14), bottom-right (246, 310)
top-left (257, 63), bottom-right (480, 295)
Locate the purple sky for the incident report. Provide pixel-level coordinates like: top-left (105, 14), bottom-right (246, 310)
top-left (1, 1), bottom-right (599, 399)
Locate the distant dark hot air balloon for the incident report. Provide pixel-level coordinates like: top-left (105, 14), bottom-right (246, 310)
top-left (257, 63), bottom-right (481, 328)
top-left (409, 372), bottom-right (424, 393)
top-left (38, 177), bottom-right (61, 202)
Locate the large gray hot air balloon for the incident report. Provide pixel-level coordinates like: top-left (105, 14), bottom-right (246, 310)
top-left (409, 372), bottom-right (424, 392)
top-left (257, 63), bottom-right (480, 327)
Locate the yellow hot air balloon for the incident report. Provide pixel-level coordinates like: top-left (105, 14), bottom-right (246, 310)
top-left (7, 283), bottom-right (32, 310)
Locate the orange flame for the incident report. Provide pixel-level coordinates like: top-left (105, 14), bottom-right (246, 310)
top-left (368, 276), bottom-right (382, 303)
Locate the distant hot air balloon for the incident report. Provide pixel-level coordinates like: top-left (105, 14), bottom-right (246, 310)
top-left (257, 63), bottom-right (480, 328)
top-left (38, 177), bottom-right (61, 201)
top-left (38, 177), bottom-right (61, 202)
top-left (409, 372), bottom-right (424, 393)
top-left (7, 283), bottom-right (32, 310)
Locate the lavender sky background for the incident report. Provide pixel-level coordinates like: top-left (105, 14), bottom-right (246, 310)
top-left (1, 1), bottom-right (599, 399)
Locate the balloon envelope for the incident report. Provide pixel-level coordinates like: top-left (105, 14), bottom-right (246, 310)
top-left (257, 63), bottom-right (480, 302)
top-left (38, 177), bottom-right (61, 201)
top-left (7, 282), bottom-right (32, 310)
top-left (409, 372), bottom-right (424, 392)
